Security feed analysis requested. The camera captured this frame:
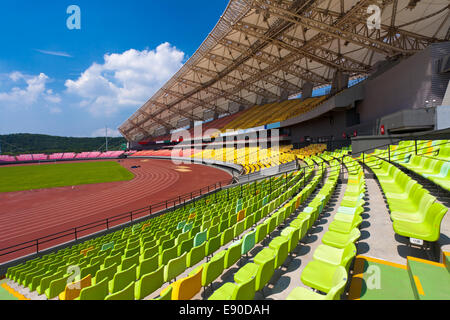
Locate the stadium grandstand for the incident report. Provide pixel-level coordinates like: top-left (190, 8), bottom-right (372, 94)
top-left (1, 0), bottom-right (450, 302)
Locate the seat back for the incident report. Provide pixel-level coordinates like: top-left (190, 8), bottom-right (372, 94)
top-left (79, 278), bottom-right (109, 300)
top-left (187, 242), bottom-right (206, 267)
top-left (61, 275), bottom-right (92, 300)
top-left (137, 253), bottom-right (159, 279)
top-left (202, 253), bottom-right (225, 287)
top-left (193, 230), bottom-right (207, 247)
top-left (170, 266), bottom-right (203, 300)
top-left (105, 282), bottom-right (135, 300)
top-left (426, 202), bottom-right (449, 241)
top-left (164, 252), bottom-right (187, 283)
top-left (232, 275), bottom-right (256, 300)
top-left (206, 234), bottom-right (221, 257)
top-left (225, 241), bottom-right (242, 269)
top-left (135, 265), bottom-right (164, 300)
top-left (326, 266), bottom-right (348, 299)
top-left (241, 231), bottom-right (256, 255)
top-left (221, 227), bottom-right (234, 246)
top-left (111, 264), bottom-right (136, 294)
top-left (255, 223), bottom-right (268, 244)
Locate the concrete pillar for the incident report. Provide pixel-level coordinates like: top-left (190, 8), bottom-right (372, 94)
top-left (301, 82), bottom-right (313, 101)
top-left (331, 71), bottom-right (349, 95)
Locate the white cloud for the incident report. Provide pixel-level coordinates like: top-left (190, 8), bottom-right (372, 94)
top-left (65, 42), bottom-right (185, 116)
top-left (91, 127), bottom-right (122, 138)
top-left (0, 72), bottom-right (62, 114)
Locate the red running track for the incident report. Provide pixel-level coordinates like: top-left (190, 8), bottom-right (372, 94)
top-left (0, 158), bottom-right (231, 262)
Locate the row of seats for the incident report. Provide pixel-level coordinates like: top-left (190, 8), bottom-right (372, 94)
top-left (363, 155), bottom-right (448, 242)
top-left (158, 168), bottom-right (313, 300)
top-left (371, 139), bottom-right (450, 192)
top-left (207, 157), bottom-right (326, 299)
top-left (288, 156), bottom-right (364, 299)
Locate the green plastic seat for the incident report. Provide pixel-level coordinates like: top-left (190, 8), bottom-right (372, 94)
top-left (208, 275), bottom-right (256, 300)
top-left (193, 230), bottom-right (207, 247)
top-left (137, 253), bottom-right (158, 279)
top-left (105, 282), bottom-right (135, 300)
top-left (301, 260), bottom-right (347, 293)
top-left (313, 243), bottom-right (357, 271)
top-left (164, 252), bottom-right (187, 283)
top-left (224, 241), bottom-right (242, 269)
top-left (45, 274), bottom-right (71, 299)
top-left (221, 227), bottom-right (235, 246)
top-left (268, 236), bottom-right (289, 268)
top-left (159, 245), bottom-right (178, 267)
top-left (108, 264), bottom-right (137, 294)
top-left (322, 228), bottom-right (361, 249)
top-left (202, 253), bottom-right (225, 288)
top-left (288, 266), bottom-right (347, 300)
top-left (77, 278), bottom-right (109, 300)
top-left (241, 231), bottom-right (256, 256)
top-left (135, 265), bottom-right (165, 300)
top-left (206, 234), bottom-right (221, 257)
top-left (187, 242), bottom-right (206, 267)
top-left (393, 202), bottom-right (448, 242)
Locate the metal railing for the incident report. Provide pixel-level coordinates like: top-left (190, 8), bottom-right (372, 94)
top-left (0, 178), bottom-right (233, 261)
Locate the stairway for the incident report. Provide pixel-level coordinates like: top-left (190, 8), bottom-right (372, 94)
top-left (349, 254), bottom-right (450, 300)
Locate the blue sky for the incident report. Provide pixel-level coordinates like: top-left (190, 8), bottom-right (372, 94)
top-left (0, 0), bottom-right (229, 137)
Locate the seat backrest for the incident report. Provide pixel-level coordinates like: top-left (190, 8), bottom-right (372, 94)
top-left (221, 227), bottom-right (235, 246)
top-left (326, 266), bottom-right (348, 299)
top-left (426, 202), bottom-right (449, 241)
top-left (206, 234), bottom-right (221, 257)
top-left (164, 252), bottom-right (187, 283)
top-left (135, 265), bottom-right (164, 300)
top-left (193, 230), bottom-right (207, 247)
top-left (111, 264), bottom-right (137, 293)
top-left (171, 266), bottom-right (203, 300)
top-left (79, 277), bottom-right (109, 300)
top-left (241, 231), bottom-right (256, 255)
top-left (137, 253), bottom-right (159, 279)
top-left (178, 236), bottom-right (194, 256)
top-left (225, 241), bottom-right (242, 269)
top-left (159, 245), bottom-right (178, 267)
top-left (105, 282), bottom-right (135, 300)
top-left (202, 253), bottom-right (225, 287)
top-left (232, 275), bottom-right (256, 300)
top-left (187, 242), bottom-right (206, 267)
top-left (256, 223), bottom-right (268, 244)
top-left (121, 252), bottom-right (139, 271)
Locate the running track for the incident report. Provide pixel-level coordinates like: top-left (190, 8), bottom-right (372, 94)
top-left (0, 158), bottom-right (231, 262)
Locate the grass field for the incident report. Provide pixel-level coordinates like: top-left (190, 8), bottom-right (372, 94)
top-left (0, 161), bottom-right (135, 193)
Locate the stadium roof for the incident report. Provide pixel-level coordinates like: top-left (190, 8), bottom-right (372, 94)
top-left (119, 0), bottom-right (450, 142)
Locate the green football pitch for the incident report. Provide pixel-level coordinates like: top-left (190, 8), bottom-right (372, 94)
top-left (0, 161), bottom-right (135, 193)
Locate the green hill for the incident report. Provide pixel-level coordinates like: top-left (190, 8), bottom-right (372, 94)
top-left (0, 133), bottom-right (127, 155)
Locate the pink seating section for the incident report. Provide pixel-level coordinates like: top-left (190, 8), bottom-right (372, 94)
top-left (16, 154), bottom-right (33, 161)
top-left (0, 155), bottom-right (17, 162)
top-left (49, 153), bottom-right (64, 160)
top-left (32, 154), bottom-right (48, 161)
top-left (62, 153), bottom-right (76, 159)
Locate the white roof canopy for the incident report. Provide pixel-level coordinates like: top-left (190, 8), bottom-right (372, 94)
top-left (119, 0), bottom-right (450, 142)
